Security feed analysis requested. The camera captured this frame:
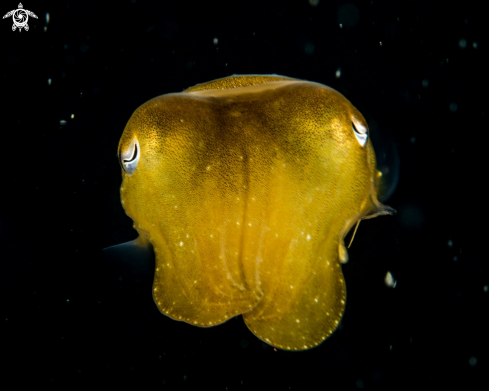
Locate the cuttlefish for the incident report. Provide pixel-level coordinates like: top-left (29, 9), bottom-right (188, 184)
top-left (106, 75), bottom-right (394, 351)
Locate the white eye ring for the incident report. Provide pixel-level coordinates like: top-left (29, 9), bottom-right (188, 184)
top-left (120, 139), bottom-right (140, 175)
top-left (352, 119), bottom-right (368, 147)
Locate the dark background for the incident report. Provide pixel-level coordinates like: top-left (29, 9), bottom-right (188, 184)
top-left (1, 0), bottom-right (487, 389)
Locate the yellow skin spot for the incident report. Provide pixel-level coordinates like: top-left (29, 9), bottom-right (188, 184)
top-left (117, 75), bottom-right (393, 351)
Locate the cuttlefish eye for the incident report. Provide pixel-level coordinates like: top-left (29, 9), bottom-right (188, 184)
top-left (352, 118), bottom-right (368, 147)
top-left (119, 139), bottom-right (140, 175)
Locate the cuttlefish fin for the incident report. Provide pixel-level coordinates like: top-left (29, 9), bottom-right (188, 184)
top-left (103, 236), bottom-right (155, 278)
top-left (362, 194), bottom-right (396, 220)
top-left (363, 204), bottom-right (396, 220)
top-left (348, 200), bottom-right (396, 248)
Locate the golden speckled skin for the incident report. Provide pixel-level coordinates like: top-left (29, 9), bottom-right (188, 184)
top-left (118, 75), bottom-right (391, 351)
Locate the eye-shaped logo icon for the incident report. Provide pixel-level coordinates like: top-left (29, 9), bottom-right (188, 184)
top-left (3, 3), bottom-right (37, 32)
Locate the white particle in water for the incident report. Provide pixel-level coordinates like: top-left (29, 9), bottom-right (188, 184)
top-left (385, 271), bottom-right (397, 288)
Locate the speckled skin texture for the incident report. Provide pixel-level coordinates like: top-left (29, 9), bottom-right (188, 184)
top-left (118, 75), bottom-right (390, 350)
